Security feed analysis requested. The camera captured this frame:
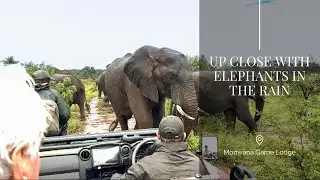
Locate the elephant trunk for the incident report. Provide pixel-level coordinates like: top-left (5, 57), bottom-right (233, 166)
top-left (171, 76), bottom-right (198, 136)
top-left (254, 77), bottom-right (264, 122)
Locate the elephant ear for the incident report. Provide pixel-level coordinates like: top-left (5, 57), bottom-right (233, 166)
top-left (123, 54), bottom-right (159, 103)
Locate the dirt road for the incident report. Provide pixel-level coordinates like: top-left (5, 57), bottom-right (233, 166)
top-left (83, 97), bottom-right (135, 134)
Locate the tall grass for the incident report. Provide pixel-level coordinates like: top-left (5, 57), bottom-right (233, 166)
top-left (187, 95), bottom-right (320, 179)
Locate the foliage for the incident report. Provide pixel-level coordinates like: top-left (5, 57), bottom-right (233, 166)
top-left (0, 56), bottom-right (19, 65)
top-left (67, 105), bottom-right (86, 135)
top-left (50, 77), bottom-right (77, 105)
top-left (23, 61), bottom-right (59, 76)
top-left (285, 97), bottom-right (320, 179)
top-left (184, 55), bottom-right (320, 179)
top-left (184, 86), bottom-right (320, 179)
top-left (61, 66), bottom-right (104, 80)
top-left (291, 73), bottom-right (320, 100)
top-left (164, 98), bottom-right (173, 116)
top-left (187, 55), bottom-right (216, 71)
top-left (82, 79), bottom-right (98, 101)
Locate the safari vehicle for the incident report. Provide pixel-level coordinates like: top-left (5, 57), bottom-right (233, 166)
top-left (39, 128), bottom-right (257, 180)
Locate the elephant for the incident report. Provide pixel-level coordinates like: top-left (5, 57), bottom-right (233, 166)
top-left (51, 73), bottom-right (91, 120)
top-left (96, 70), bottom-right (107, 99)
top-left (104, 45), bottom-right (199, 136)
top-left (171, 70), bottom-right (265, 133)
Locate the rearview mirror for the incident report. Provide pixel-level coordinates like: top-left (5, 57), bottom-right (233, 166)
top-left (201, 136), bottom-right (218, 160)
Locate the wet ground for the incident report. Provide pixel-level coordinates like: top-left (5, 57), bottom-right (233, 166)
top-left (83, 97), bottom-right (135, 134)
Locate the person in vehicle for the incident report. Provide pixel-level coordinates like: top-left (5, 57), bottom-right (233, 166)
top-left (111, 115), bottom-right (205, 180)
top-left (0, 64), bottom-right (48, 180)
top-left (32, 70), bottom-right (70, 136)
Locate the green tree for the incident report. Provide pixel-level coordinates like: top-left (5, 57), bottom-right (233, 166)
top-left (23, 61), bottom-right (59, 76)
top-left (50, 77), bottom-right (77, 105)
top-left (1, 56), bottom-right (19, 65)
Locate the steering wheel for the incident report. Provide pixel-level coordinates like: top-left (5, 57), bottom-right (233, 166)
top-left (131, 137), bottom-right (158, 165)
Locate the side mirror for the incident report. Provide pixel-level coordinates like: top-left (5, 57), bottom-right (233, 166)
top-left (200, 137), bottom-right (256, 180)
top-left (201, 136), bottom-right (218, 160)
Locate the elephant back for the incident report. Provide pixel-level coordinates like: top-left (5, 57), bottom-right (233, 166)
top-left (105, 53), bottom-right (133, 82)
top-left (97, 70), bottom-right (106, 82)
top-left (52, 73), bottom-right (85, 91)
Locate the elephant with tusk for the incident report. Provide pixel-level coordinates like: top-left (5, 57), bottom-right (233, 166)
top-left (105, 45), bottom-right (198, 136)
top-left (171, 70), bottom-right (265, 133)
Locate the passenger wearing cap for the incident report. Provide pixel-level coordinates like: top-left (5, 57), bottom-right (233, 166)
top-left (32, 70), bottom-right (70, 136)
top-left (111, 115), bottom-right (205, 180)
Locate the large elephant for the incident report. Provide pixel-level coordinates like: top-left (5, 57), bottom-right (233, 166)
top-left (51, 74), bottom-right (91, 120)
top-left (105, 45), bottom-right (199, 136)
top-left (96, 70), bottom-right (107, 98)
top-left (171, 70), bottom-right (265, 133)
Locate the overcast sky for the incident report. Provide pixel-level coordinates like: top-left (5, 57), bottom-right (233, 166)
top-left (1, 1), bottom-right (319, 69)
top-left (0, 0), bottom-right (199, 69)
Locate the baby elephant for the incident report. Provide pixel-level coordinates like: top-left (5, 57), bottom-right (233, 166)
top-left (52, 73), bottom-right (91, 120)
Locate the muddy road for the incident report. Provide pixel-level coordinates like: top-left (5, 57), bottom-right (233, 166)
top-left (83, 97), bottom-right (136, 134)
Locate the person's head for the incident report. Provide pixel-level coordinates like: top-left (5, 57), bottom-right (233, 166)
top-left (157, 115), bottom-right (187, 143)
top-left (31, 70), bottom-right (54, 85)
top-left (0, 64), bottom-right (48, 180)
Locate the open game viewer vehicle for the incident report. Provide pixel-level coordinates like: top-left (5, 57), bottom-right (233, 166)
top-left (39, 128), bottom-right (256, 180)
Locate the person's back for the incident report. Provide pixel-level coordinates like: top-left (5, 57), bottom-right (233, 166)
top-left (132, 141), bottom-right (203, 179)
top-left (112, 115), bottom-right (205, 180)
top-left (32, 70), bottom-right (70, 136)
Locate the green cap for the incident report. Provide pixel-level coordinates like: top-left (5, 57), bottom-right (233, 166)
top-left (32, 70), bottom-right (54, 80)
top-left (159, 115), bottom-right (184, 139)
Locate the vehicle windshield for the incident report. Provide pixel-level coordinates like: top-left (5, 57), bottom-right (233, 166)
top-left (2, 1), bottom-right (319, 180)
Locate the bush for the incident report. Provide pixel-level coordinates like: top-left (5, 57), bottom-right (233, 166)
top-left (50, 77), bottom-right (77, 105)
top-left (186, 92), bottom-right (320, 179)
top-left (82, 79), bottom-right (97, 101)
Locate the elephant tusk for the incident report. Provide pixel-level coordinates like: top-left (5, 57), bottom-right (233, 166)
top-left (198, 107), bottom-right (209, 116)
top-left (176, 105), bottom-right (195, 120)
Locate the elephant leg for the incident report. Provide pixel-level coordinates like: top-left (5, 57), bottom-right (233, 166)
top-left (118, 115), bottom-right (130, 130)
top-left (127, 87), bottom-right (153, 129)
top-left (109, 119), bottom-right (118, 132)
top-left (103, 90), bottom-right (107, 98)
top-left (103, 96), bottom-right (109, 104)
top-left (78, 94), bottom-right (86, 120)
top-left (98, 90), bottom-right (102, 98)
top-left (79, 102), bottom-right (85, 120)
top-left (224, 109), bottom-right (236, 133)
top-left (235, 97), bottom-right (258, 132)
top-left (85, 102), bottom-right (91, 114)
top-left (109, 115), bottom-right (129, 131)
top-left (151, 100), bottom-right (165, 128)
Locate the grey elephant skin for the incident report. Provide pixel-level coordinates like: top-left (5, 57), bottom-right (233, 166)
top-left (172, 70), bottom-right (265, 133)
top-left (104, 45), bottom-right (198, 136)
top-left (51, 73), bottom-right (91, 120)
top-left (96, 70), bottom-right (107, 99)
